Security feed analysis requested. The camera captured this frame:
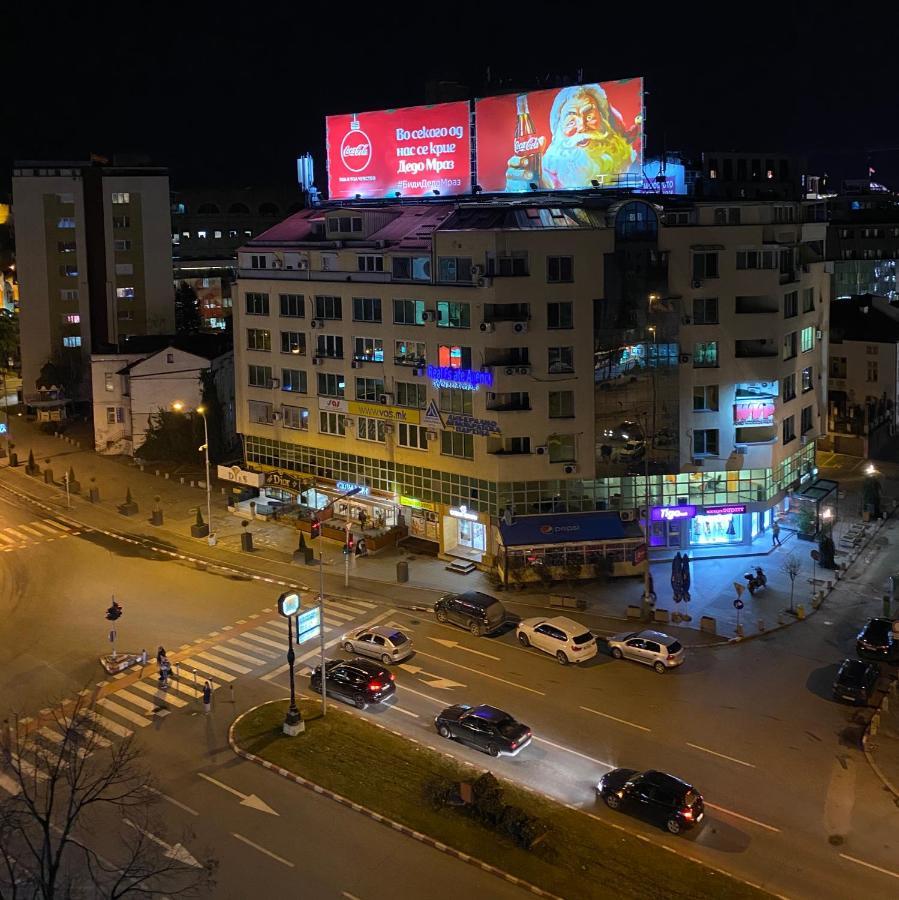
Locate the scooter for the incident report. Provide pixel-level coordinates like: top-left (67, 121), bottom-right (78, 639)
top-left (744, 566), bottom-right (767, 595)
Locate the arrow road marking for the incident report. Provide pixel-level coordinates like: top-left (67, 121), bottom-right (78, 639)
top-left (123, 819), bottom-right (202, 868)
top-left (414, 650), bottom-right (545, 696)
top-left (426, 637), bottom-right (500, 660)
top-left (197, 772), bottom-right (278, 815)
top-left (397, 663), bottom-right (466, 690)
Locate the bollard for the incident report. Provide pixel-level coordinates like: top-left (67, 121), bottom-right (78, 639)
top-left (396, 560), bottom-right (409, 583)
top-left (797, 604), bottom-right (806, 620)
top-left (827, 580), bottom-right (833, 590)
top-left (870, 713), bottom-right (880, 736)
top-left (165, 473), bottom-right (170, 479)
top-left (735, 624), bottom-right (744, 638)
top-left (180, 477), bottom-right (185, 485)
top-left (882, 696), bottom-right (889, 714)
top-left (757, 619), bottom-right (765, 632)
top-left (884, 595), bottom-right (892, 618)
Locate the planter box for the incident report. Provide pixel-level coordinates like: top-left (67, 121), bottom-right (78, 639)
top-left (118, 502), bottom-right (139, 517)
top-left (150, 510), bottom-right (164, 526)
top-left (191, 522), bottom-right (210, 538)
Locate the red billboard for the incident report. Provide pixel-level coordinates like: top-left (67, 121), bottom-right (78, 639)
top-left (475, 78), bottom-right (643, 193)
top-left (326, 101), bottom-right (472, 200)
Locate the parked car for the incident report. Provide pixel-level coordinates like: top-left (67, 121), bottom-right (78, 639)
top-left (342, 625), bottom-right (413, 665)
top-left (856, 617), bottom-right (899, 662)
top-left (832, 658), bottom-right (881, 705)
top-left (618, 440), bottom-right (646, 461)
top-left (596, 769), bottom-right (704, 835)
top-left (607, 630), bottom-right (685, 673)
top-left (309, 658), bottom-right (395, 709)
top-left (434, 591), bottom-right (507, 636)
top-left (434, 703), bottom-right (532, 757)
top-left (516, 616), bottom-right (597, 664)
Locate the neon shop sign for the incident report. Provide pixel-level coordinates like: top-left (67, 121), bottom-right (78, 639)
top-left (427, 366), bottom-right (493, 392)
top-left (650, 505), bottom-right (696, 522)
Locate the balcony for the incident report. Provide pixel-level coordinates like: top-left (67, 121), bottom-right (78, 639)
top-left (735, 339), bottom-right (778, 359)
top-left (482, 304), bottom-right (531, 323)
top-left (486, 401), bottom-right (532, 412)
top-left (483, 350), bottom-right (531, 369)
top-left (735, 295), bottom-right (778, 314)
top-left (393, 355), bottom-right (426, 368)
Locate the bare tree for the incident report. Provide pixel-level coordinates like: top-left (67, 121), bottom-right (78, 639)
top-left (781, 552), bottom-right (802, 614)
top-left (0, 693), bottom-right (216, 898)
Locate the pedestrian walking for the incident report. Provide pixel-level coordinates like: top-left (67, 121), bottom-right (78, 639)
top-left (156, 646), bottom-right (166, 666)
top-left (139, 648), bottom-right (148, 667)
top-left (772, 521), bottom-right (782, 547)
top-left (158, 657), bottom-right (171, 689)
top-left (203, 681), bottom-right (212, 714)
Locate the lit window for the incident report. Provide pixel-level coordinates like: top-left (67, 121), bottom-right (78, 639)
top-left (197, 230), bottom-right (207, 239)
top-left (214, 230), bottom-right (222, 239)
top-left (111, 192), bottom-right (130, 204)
top-left (114, 239), bottom-right (131, 251)
top-left (116, 287), bottom-right (135, 299)
top-left (105, 372), bottom-right (115, 392)
top-left (62, 336), bottom-right (82, 348)
top-left (64, 314), bottom-right (80, 324)
top-left (57, 217), bottom-right (76, 228)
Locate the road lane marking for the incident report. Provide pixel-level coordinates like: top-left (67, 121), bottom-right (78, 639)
top-left (32, 521), bottom-right (61, 534)
top-left (534, 736), bottom-right (615, 769)
top-left (238, 632), bottom-right (284, 651)
top-left (425, 636), bottom-right (501, 660)
top-left (198, 773), bottom-right (278, 814)
top-left (231, 832), bottom-right (294, 867)
top-left (686, 742), bottom-right (755, 768)
top-left (96, 698), bottom-right (151, 727)
top-left (0, 532), bottom-right (15, 544)
top-left (579, 705), bottom-right (651, 733)
top-left (216, 645), bottom-right (267, 665)
top-left (394, 684), bottom-right (447, 707)
top-left (147, 787), bottom-right (199, 816)
top-left (180, 659), bottom-right (235, 683)
top-left (82, 708), bottom-right (133, 739)
top-left (386, 703), bottom-right (419, 718)
top-left (705, 802), bottom-right (780, 833)
top-left (840, 853), bottom-right (899, 881)
top-left (1, 529), bottom-right (24, 541)
top-left (227, 638), bottom-right (278, 657)
top-left (130, 681), bottom-right (188, 707)
top-left (45, 518), bottom-right (72, 531)
top-left (17, 524), bottom-right (44, 537)
top-left (196, 651), bottom-right (252, 674)
top-left (342, 893), bottom-right (362, 900)
top-left (112, 690), bottom-right (161, 713)
top-left (413, 650), bottom-right (545, 696)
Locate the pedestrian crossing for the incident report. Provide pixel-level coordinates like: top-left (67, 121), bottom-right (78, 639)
top-left (0, 596), bottom-right (391, 796)
top-left (0, 515), bottom-right (85, 552)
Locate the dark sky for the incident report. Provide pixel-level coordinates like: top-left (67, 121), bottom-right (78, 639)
top-left (7, 0), bottom-right (898, 193)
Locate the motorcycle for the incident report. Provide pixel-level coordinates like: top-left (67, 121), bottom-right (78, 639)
top-left (744, 566), bottom-right (767, 595)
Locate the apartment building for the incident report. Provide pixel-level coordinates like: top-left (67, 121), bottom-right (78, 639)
top-left (232, 193), bottom-right (829, 568)
top-left (12, 160), bottom-right (174, 399)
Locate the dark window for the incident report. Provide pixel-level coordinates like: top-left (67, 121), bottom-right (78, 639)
top-left (692, 298), bottom-right (718, 324)
top-left (547, 256), bottom-right (574, 282)
top-left (245, 293), bottom-right (270, 316)
top-left (547, 302), bottom-right (573, 329)
top-left (279, 294), bottom-right (304, 317)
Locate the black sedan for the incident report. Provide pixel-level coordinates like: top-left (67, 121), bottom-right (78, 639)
top-left (833, 658), bottom-right (881, 704)
top-left (596, 768), bottom-right (704, 835)
top-left (856, 617), bottom-right (898, 662)
top-left (310, 658), bottom-right (395, 709)
top-left (435, 704), bottom-right (532, 757)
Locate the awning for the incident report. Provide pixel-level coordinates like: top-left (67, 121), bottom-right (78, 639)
top-left (499, 512), bottom-right (634, 547)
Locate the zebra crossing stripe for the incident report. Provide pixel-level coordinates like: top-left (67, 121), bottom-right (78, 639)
top-left (0, 771), bottom-right (21, 795)
top-left (82, 708), bottom-right (133, 739)
top-left (37, 727), bottom-right (90, 758)
top-left (32, 522), bottom-right (62, 535)
top-left (17, 525), bottom-right (44, 538)
top-left (0, 529), bottom-right (23, 542)
top-left (227, 638), bottom-right (278, 657)
top-left (130, 680), bottom-right (188, 708)
top-left (253, 623), bottom-right (288, 639)
top-left (11, 753), bottom-right (47, 781)
top-left (97, 698), bottom-right (151, 727)
top-left (216, 645), bottom-right (267, 665)
top-left (113, 690), bottom-right (161, 713)
top-left (196, 651), bottom-right (251, 675)
top-left (179, 659), bottom-right (235, 683)
top-left (44, 518), bottom-right (72, 532)
top-left (327, 599), bottom-right (376, 614)
top-left (238, 632), bottom-right (284, 651)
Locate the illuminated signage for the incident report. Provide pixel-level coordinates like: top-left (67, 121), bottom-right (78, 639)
top-left (704, 504), bottom-right (747, 516)
top-left (318, 397), bottom-right (421, 424)
top-left (449, 505), bottom-right (479, 521)
top-left (446, 414), bottom-right (500, 436)
top-left (0, 423), bottom-right (7, 434)
top-left (427, 366), bottom-right (493, 391)
top-left (400, 495), bottom-right (436, 512)
top-left (733, 401), bottom-right (776, 426)
top-left (539, 523), bottom-right (580, 534)
top-left (636, 159), bottom-right (686, 195)
top-left (217, 464), bottom-right (265, 488)
top-left (326, 101), bottom-right (472, 200)
top-left (650, 505), bottom-right (696, 522)
top-left (475, 78), bottom-right (643, 193)
top-left (337, 481), bottom-right (370, 496)
top-left (278, 591), bottom-right (301, 617)
top-left (265, 471), bottom-right (308, 493)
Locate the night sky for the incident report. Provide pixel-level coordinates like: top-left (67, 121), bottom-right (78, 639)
top-left (7, 1), bottom-right (897, 194)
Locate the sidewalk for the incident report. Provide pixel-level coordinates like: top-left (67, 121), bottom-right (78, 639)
top-left (865, 679), bottom-right (899, 800)
top-left (2, 418), bottom-right (890, 642)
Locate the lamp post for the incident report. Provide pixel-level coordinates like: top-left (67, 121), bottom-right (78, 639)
top-left (173, 401), bottom-right (214, 544)
top-left (278, 591), bottom-right (304, 735)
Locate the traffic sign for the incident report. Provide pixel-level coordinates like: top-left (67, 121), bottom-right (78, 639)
top-left (296, 606), bottom-right (321, 643)
top-left (733, 581), bottom-right (745, 597)
top-left (278, 591), bottom-right (301, 618)
top-left (733, 598), bottom-right (744, 610)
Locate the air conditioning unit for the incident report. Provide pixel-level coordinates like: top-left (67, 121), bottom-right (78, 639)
top-left (505, 367), bottom-right (516, 375)
top-left (422, 310), bottom-right (437, 322)
top-left (801, 434), bottom-right (809, 444)
top-left (310, 319), bottom-right (323, 328)
top-left (266, 377), bottom-right (280, 390)
top-left (691, 279), bottom-right (703, 288)
top-left (351, 359), bottom-right (363, 369)
top-left (619, 509), bottom-right (635, 522)
top-left (477, 276), bottom-right (489, 288)
top-left (513, 321), bottom-right (528, 334)
top-left (679, 353), bottom-right (691, 363)
top-left (517, 366), bottom-right (530, 375)
top-left (470, 264), bottom-right (484, 277)
top-left (681, 316), bottom-right (692, 325)
top-left (563, 464), bottom-right (579, 475)
top-left (479, 322), bottom-right (494, 333)
top-left (816, 329), bottom-right (823, 340)
top-left (426, 430), bottom-right (438, 440)
top-left (296, 259), bottom-right (309, 271)
top-left (379, 393), bottom-right (394, 405)
top-left (312, 357), bottom-right (323, 366)
top-left (343, 417), bottom-right (355, 428)
top-left (271, 411), bottom-right (282, 422)
top-left (535, 445), bottom-right (548, 455)
top-left (734, 444), bottom-right (747, 455)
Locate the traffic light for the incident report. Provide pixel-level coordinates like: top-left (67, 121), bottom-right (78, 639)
top-left (347, 534), bottom-right (354, 552)
top-left (310, 517), bottom-right (321, 539)
top-left (105, 601), bottom-right (122, 621)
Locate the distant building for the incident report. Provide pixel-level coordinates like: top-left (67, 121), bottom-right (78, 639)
top-left (90, 333), bottom-right (234, 456)
top-left (696, 152), bottom-right (805, 201)
top-left (12, 160), bottom-right (175, 401)
top-left (822, 294), bottom-right (899, 458)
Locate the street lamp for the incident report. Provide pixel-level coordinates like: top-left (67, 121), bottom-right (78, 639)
top-left (173, 401), bottom-right (214, 545)
top-left (278, 591), bottom-right (304, 736)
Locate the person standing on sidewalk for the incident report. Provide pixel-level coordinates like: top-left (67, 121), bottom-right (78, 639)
top-left (772, 521), bottom-right (782, 547)
top-left (202, 681), bottom-right (212, 714)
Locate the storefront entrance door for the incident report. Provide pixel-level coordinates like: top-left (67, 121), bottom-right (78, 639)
top-left (458, 520), bottom-right (486, 552)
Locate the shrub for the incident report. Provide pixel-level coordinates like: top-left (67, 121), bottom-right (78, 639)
top-left (422, 777), bottom-right (456, 810)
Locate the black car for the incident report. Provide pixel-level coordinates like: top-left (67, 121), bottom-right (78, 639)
top-left (833, 658), bottom-right (881, 704)
top-left (435, 704), bottom-right (531, 757)
top-left (434, 591), bottom-right (507, 637)
top-left (309, 658), bottom-right (395, 709)
top-left (856, 617), bottom-right (898, 662)
top-left (596, 769), bottom-right (704, 835)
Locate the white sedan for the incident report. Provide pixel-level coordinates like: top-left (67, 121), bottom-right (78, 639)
top-left (516, 616), bottom-right (598, 665)
top-left (341, 626), bottom-right (413, 665)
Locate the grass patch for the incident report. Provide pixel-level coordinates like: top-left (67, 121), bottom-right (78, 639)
top-left (235, 700), bottom-right (770, 900)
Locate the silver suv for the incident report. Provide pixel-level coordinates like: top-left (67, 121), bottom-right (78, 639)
top-left (607, 630), bottom-right (685, 673)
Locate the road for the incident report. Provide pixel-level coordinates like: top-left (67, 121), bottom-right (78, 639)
top-left (1, 465), bottom-right (899, 898)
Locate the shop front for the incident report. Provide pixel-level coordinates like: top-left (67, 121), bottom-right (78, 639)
top-left (315, 479), bottom-right (399, 530)
top-left (441, 504), bottom-right (489, 563)
top-left (400, 495), bottom-right (439, 544)
top-left (649, 501), bottom-right (780, 552)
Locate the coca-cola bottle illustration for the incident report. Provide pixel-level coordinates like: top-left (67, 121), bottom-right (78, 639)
top-left (513, 94), bottom-right (544, 187)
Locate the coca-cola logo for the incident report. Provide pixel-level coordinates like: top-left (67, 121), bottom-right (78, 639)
top-left (514, 135), bottom-right (542, 155)
top-left (340, 128), bottom-right (372, 173)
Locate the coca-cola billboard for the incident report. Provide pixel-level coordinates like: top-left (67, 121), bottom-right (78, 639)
top-left (326, 101), bottom-right (472, 200)
top-left (474, 78), bottom-right (643, 193)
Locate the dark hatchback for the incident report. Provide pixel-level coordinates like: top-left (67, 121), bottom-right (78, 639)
top-left (596, 769), bottom-right (704, 835)
top-left (833, 658), bottom-right (881, 704)
top-left (856, 618), bottom-right (899, 662)
top-left (435, 704), bottom-right (532, 757)
top-left (310, 658), bottom-right (396, 709)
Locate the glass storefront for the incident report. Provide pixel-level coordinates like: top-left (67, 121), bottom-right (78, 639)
top-left (690, 512), bottom-right (743, 546)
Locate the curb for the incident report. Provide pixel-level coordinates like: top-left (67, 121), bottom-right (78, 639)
top-left (228, 702), bottom-right (564, 900)
top-left (862, 678), bottom-right (899, 802)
